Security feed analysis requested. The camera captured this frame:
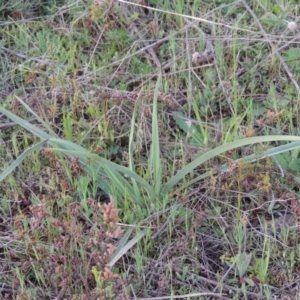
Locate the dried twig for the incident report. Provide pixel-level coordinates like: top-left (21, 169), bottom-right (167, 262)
top-left (130, 292), bottom-right (225, 300)
top-left (0, 117), bottom-right (36, 131)
top-left (184, 18), bottom-right (235, 115)
top-left (121, 5), bottom-right (162, 70)
top-left (83, 20), bottom-right (201, 77)
top-left (242, 0), bottom-right (300, 95)
top-left (0, 281), bottom-right (15, 293)
top-left (116, 0), bottom-right (257, 34)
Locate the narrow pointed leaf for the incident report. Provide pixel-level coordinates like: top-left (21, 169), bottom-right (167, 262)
top-left (0, 139), bottom-right (48, 182)
top-left (162, 136), bottom-right (300, 195)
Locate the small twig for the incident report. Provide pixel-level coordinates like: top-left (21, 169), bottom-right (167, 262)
top-left (54, 286), bottom-right (68, 300)
top-left (1, 47), bottom-right (66, 69)
top-left (164, 264), bottom-right (270, 299)
top-left (0, 281), bottom-right (16, 293)
top-left (185, 19), bottom-right (193, 124)
top-left (150, 204), bottom-right (181, 240)
top-left (128, 21), bottom-right (163, 70)
top-left (172, 279), bottom-right (232, 300)
top-left (0, 121), bottom-right (20, 130)
top-left (184, 18), bottom-right (235, 119)
top-left (116, 0), bottom-right (257, 34)
top-left (83, 20), bottom-right (201, 77)
top-left (242, 0), bottom-right (300, 95)
top-left (184, 271), bottom-right (267, 299)
top-left (130, 292), bottom-right (225, 300)
top-left (0, 117), bottom-right (37, 131)
top-left (2, 47), bottom-right (44, 63)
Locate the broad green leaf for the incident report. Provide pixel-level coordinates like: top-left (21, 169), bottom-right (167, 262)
top-left (173, 112), bottom-right (204, 146)
top-left (289, 159), bottom-right (300, 172)
top-left (283, 48), bottom-right (300, 62)
top-left (272, 4), bottom-right (281, 16)
top-left (274, 152), bottom-right (290, 170)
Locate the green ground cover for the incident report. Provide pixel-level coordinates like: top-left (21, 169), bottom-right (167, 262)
top-left (1, 0), bottom-right (300, 299)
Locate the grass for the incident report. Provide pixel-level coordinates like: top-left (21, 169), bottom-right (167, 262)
top-left (1, 0), bottom-right (300, 299)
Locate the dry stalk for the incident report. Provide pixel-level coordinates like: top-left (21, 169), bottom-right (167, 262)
top-left (242, 0), bottom-right (300, 95)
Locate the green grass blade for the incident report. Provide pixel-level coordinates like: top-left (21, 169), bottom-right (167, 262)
top-left (150, 74), bottom-right (162, 195)
top-left (83, 166), bottom-right (111, 195)
top-left (162, 136), bottom-right (300, 195)
top-left (101, 163), bottom-right (142, 205)
top-left (48, 146), bottom-right (153, 193)
top-left (0, 107), bottom-right (53, 139)
top-left (108, 227), bottom-right (133, 268)
top-left (172, 140), bottom-right (300, 195)
top-left (128, 99), bottom-right (141, 199)
top-left (15, 95), bottom-right (58, 136)
top-left (0, 139), bottom-right (48, 182)
top-left (108, 229), bottom-right (146, 268)
top-left (0, 109), bottom-right (153, 197)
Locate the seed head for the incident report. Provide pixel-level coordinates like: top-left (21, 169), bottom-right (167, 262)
top-left (287, 21), bottom-right (297, 32)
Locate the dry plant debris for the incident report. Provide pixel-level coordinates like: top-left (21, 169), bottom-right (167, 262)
top-left (1, 0), bottom-right (300, 299)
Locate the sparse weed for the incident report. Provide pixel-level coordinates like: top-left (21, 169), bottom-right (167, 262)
top-left (1, 0), bottom-right (300, 299)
